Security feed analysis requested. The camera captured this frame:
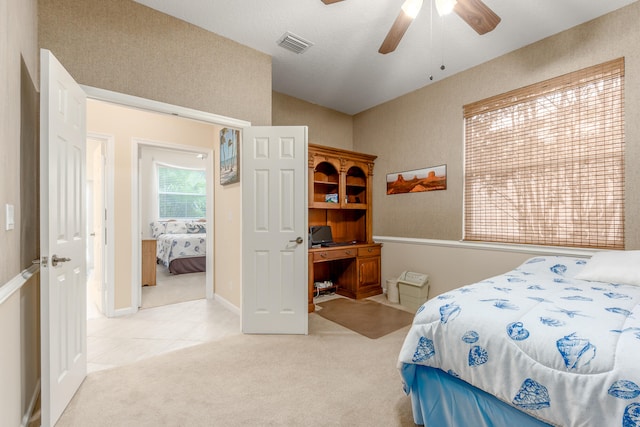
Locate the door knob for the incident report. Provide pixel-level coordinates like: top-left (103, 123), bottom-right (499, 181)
top-left (289, 236), bottom-right (304, 244)
top-left (51, 255), bottom-right (71, 267)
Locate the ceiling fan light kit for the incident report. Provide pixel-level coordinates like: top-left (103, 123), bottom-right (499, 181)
top-left (401, 0), bottom-right (424, 18)
top-left (435, 0), bottom-right (457, 16)
top-left (320, 0), bottom-right (500, 54)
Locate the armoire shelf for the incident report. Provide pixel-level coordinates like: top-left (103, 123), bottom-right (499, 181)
top-left (307, 144), bottom-right (381, 312)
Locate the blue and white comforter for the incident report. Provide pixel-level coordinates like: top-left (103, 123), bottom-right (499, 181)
top-left (156, 233), bottom-right (206, 268)
top-left (398, 256), bottom-right (640, 427)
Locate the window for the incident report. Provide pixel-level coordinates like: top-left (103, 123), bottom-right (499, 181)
top-left (464, 58), bottom-right (625, 249)
top-left (157, 165), bottom-right (206, 219)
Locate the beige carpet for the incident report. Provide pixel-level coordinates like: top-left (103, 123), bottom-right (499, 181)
top-left (317, 298), bottom-right (414, 339)
top-left (141, 265), bottom-right (205, 309)
top-left (56, 313), bottom-right (416, 426)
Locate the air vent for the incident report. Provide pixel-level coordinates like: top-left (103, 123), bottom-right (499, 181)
top-left (277, 32), bottom-right (313, 54)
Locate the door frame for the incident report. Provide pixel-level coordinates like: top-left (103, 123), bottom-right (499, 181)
top-left (86, 132), bottom-right (115, 317)
top-left (81, 85), bottom-right (251, 315)
top-left (131, 137), bottom-right (214, 308)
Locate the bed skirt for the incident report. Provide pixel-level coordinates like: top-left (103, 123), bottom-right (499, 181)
top-left (400, 364), bottom-right (552, 427)
top-left (168, 256), bottom-right (206, 274)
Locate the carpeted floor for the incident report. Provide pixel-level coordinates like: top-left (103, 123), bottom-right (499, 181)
top-left (316, 298), bottom-right (414, 339)
top-left (56, 310), bottom-right (416, 426)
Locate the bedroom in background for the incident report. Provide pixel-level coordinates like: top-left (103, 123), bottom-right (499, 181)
top-left (139, 144), bottom-right (209, 309)
top-left (85, 99), bottom-right (219, 315)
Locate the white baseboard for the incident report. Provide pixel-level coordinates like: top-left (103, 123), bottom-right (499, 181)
top-left (112, 305), bottom-right (138, 317)
top-left (21, 378), bottom-right (40, 427)
top-left (212, 293), bottom-right (240, 316)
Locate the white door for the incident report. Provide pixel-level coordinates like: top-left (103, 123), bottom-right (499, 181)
top-left (39, 49), bottom-right (87, 427)
top-left (241, 126), bottom-right (308, 334)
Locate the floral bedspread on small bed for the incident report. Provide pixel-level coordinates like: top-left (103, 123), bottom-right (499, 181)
top-left (151, 220), bottom-right (206, 268)
top-left (156, 233), bottom-right (206, 268)
top-left (398, 256), bottom-right (640, 427)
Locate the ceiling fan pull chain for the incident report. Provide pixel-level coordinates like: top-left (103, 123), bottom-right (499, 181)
top-left (440, 12), bottom-right (446, 72)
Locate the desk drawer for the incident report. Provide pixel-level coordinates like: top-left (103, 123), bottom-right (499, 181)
top-left (358, 246), bottom-right (381, 257)
top-left (313, 248), bottom-right (357, 262)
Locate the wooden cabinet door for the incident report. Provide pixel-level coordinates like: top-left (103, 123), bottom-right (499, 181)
top-left (358, 255), bottom-right (380, 290)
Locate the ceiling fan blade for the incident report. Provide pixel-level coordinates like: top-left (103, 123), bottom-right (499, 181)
top-left (454, 0), bottom-right (501, 35)
top-left (378, 10), bottom-right (414, 54)
top-left (321, 0), bottom-right (344, 4)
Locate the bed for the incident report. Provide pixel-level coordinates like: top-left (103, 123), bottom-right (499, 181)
top-left (398, 253), bottom-right (640, 427)
top-left (150, 220), bottom-right (206, 274)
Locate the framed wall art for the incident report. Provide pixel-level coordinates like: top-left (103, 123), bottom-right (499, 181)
top-left (386, 164), bottom-right (446, 195)
top-left (220, 128), bottom-right (240, 185)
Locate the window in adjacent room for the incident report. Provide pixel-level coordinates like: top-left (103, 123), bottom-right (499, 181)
top-left (463, 58), bottom-right (625, 249)
top-left (157, 164), bottom-right (206, 219)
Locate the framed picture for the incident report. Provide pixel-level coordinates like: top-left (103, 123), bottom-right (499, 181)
top-left (386, 164), bottom-right (446, 195)
top-left (220, 128), bottom-right (240, 185)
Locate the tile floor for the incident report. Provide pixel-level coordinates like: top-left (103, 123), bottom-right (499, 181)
top-left (86, 290), bottom-right (403, 373)
top-left (87, 298), bottom-right (241, 373)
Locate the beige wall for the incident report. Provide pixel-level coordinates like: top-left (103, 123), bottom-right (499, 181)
top-left (86, 99), bottom-right (245, 309)
top-left (381, 241), bottom-right (558, 298)
top-left (3, 3), bottom-right (638, 424)
top-left (272, 91), bottom-right (353, 150)
top-left (0, 0), bottom-right (40, 425)
top-left (1, 0), bottom-right (38, 282)
top-left (38, 0), bottom-right (272, 311)
top-left (38, 0), bottom-right (272, 127)
top-left (0, 292), bottom-right (22, 427)
top-left (355, 2), bottom-right (640, 251)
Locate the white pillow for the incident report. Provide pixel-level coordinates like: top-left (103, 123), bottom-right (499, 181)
top-left (574, 250), bottom-right (640, 286)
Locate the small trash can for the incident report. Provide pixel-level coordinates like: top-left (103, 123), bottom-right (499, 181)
top-left (386, 279), bottom-right (399, 303)
top-left (398, 281), bottom-right (430, 312)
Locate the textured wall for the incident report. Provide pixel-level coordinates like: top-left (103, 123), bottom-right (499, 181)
top-left (355, 2), bottom-right (640, 250)
top-left (1, 0), bottom-right (38, 283)
top-left (38, 0), bottom-right (272, 126)
top-left (38, 0), bottom-right (275, 311)
top-left (0, 0), bottom-right (39, 424)
top-left (272, 91), bottom-right (353, 150)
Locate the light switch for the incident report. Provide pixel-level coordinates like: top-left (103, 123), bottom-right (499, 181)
top-left (6, 204), bottom-right (15, 231)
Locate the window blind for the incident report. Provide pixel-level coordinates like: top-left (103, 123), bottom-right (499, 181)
top-left (463, 58), bottom-right (625, 249)
top-left (158, 165), bottom-right (206, 219)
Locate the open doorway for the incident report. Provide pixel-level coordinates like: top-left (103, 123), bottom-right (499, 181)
top-left (86, 97), bottom-right (219, 314)
top-left (84, 86), bottom-right (249, 319)
top-left (137, 144), bottom-right (209, 309)
top-left (83, 94), bottom-right (248, 372)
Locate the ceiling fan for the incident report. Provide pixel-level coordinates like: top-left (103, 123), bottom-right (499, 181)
top-left (321, 0), bottom-right (501, 54)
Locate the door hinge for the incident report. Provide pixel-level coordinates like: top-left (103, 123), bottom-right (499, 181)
top-left (33, 256), bottom-right (48, 268)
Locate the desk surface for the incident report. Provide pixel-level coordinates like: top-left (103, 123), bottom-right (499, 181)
top-left (309, 242), bottom-right (380, 252)
top-left (310, 243), bottom-right (381, 263)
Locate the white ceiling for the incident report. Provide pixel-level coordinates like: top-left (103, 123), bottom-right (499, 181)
top-left (133, 0), bottom-right (636, 115)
